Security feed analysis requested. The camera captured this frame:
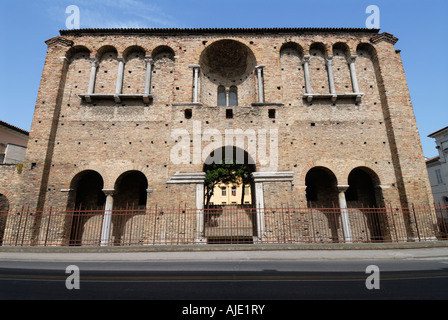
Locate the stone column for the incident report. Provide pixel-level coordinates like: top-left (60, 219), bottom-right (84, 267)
top-left (255, 65), bottom-right (265, 103)
top-left (114, 56), bottom-right (125, 102)
top-left (303, 55), bottom-right (312, 94)
top-left (189, 65), bottom-right (200, 103)
top-left (144, 57), bottom-right (154, 96)
top-left (326, 55), bottom-right (336, 96)
top-left (196, 183), bottom-right (206, 243)
top-left (88, 58), bottom-right (98, 95)
top-left (348, 55), bottom-right (360, 94)
top-left (100, 189), bottom-right (115, 246)
top-left (254, 182), bottom-right (265, 241)
top-left (337, 185), bottom-right (352, 243)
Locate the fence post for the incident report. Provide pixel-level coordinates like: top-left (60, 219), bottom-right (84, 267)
top-left (310, 206), bottom-right (316, 243)
top-left (44, 207), bottom-right (52, 246)
top-left (20, 206), bottom-right (30, 246)
top-left (14, 205), bottom-right (24, 246)
top-left (412, 204), bottom-right (421, 242)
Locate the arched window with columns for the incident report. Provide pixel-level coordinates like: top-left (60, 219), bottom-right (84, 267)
top-left (217, 85), bottom-right (226, 106)
top-left (122, 46), bottom-right (147, 95)
top-left (94, 46), bottom-right (119, 94)
top-left (151, 45), bottom-right (175, 104)
top-left (332, 42), bottom-right (352, 93)
top-left (308, 42), bottom-right (329, 95)
top-left (65, 46), bottom-right (91, 98)
top-left (280, 42), bottom-right (304, 104)
top-left (229, 85), bottom-right (238, 106)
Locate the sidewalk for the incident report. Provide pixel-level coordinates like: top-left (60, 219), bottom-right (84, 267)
top-left (0, 241), bottom-right (448, 261)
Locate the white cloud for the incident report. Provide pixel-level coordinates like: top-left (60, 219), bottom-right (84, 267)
top-left (45, 0), bottom-right (179, 29)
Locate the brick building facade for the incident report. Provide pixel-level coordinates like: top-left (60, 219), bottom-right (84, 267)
top-left (0, 28), bottom-right (438, 245)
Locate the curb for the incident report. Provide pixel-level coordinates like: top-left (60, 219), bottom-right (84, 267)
top-left (1, 240), bottom-right (447, 254)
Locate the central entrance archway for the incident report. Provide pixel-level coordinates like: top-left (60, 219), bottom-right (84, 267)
top-left (203, 146), bottom-right (256, 243)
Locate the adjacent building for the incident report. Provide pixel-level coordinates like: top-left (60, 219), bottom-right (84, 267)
top-left (0, 120), bottom-right (29, 164)
top-left (427, 126), bottom-right (448, 208)
top-left (209, 183), bottom-right (252, 206)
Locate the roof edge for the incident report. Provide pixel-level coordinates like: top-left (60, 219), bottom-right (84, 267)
top-left (0, 120), bottom-right (29, 136)
top-left (428, 126), bottom-right (448, 138)
top-left (60, 27), bottom-right (381, 36)
top-left (426, 156), bottom-right (441, 164)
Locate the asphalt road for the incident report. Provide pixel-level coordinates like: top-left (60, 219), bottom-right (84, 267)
top-left (1, 258), bottom-right (448, 302)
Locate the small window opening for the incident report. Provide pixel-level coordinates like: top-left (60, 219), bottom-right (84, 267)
top-left (218, 85), bottom-right (226, 106)
top-left (229, 86), bottom-right (238, 106)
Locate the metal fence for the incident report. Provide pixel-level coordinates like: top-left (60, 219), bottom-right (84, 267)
top-left (0, 205), bottom-right (447, 246)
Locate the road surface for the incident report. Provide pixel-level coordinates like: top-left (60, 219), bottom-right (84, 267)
top-left (1, 257), bottom-right (448, 302)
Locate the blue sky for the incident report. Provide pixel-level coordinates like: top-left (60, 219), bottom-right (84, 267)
top-left (0, 0), bottom-right (447, 158)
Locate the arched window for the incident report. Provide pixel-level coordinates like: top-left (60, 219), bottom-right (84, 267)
top-left (229, 86), bottom-right (238, 106)
top-left (217, 85), bottom-right (238, 106)
top-left (217, 85), bottom-right (226, 106)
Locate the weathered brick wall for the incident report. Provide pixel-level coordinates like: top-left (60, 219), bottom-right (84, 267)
top-left (1, 28), bottom-right (436, 244)
top-left (0, 164), bottom-right (22, 211)
top-left (122, 49), bottom-right (146, 95)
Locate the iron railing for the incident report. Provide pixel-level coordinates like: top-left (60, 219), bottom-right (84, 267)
top-left (0, 205), bottom-right (447, 246)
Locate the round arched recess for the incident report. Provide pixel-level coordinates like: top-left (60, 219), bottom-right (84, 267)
top-left (66, 170), bottom-right (106, 246)
top-left (345, 167), bottom-right (388, 242)
top-left (68, 170), bottom-right (106, 210)
top-left (305, 167), bottom-right (339, 208)
top-left (123, 45), bottom-right (146, 62)
top-left (280, 42), bottom-right (303, 56)
top-left (151, 45), bottom-right (175, 61)
top-left (356, 43), bottom-right (377, 60)
top-left (0, 193), bottom-right (9, 212)
top-left (199, 39), bottom-right (257, 87)
top-left (66, 45), bottom-right (91, 61)
top-left (113, 171), bottom-right (149, 210)
top-left (345, 167), bottom-right (383, 208)
top-left (0, 193), bottom-right (9, 246)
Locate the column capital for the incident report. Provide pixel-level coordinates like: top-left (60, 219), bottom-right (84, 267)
top-left (337, 185), bottom-right (350, 192)
top-left (189, 64), bottom-right (200, 69)
top-left (303, 55), bottom-right (311, 62)
top-left (144, 57), bottom-right (154, 64)
top-left (349, 55), bottom-right (358, 63)
top-left (90, 57), bottom-right (98, 67)
top-left (255, 65), bottom-right (266, 69)
top-left (102, 189), bottom-right (116, 196)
